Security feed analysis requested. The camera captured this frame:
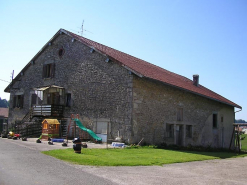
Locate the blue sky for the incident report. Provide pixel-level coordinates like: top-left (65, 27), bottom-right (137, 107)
top-left (0, 0), bottom-right (246, 120)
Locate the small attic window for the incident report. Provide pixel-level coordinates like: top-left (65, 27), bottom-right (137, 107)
top-left (58, 48), bottom-right (65, 57)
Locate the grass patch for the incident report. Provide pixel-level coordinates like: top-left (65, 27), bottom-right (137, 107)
top-left (241, 134), bottom-right (247, 151)
top-left (42, 147), bottom-right (247, 166)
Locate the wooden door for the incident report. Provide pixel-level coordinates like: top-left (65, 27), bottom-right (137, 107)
top-left (176, 125), bottom-right (183, 146)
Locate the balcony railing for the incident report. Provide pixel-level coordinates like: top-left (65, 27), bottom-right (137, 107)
top-left (32, 104), bottom-right (64, 117)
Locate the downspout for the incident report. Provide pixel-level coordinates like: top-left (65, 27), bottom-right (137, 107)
top-left (235, 107), bottom-right (242, 114)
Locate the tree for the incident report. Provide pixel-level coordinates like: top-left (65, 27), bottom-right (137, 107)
top-left (0, 98), bottom-right (9, 108)
top-left (235, 119), bottom-right (247, 123)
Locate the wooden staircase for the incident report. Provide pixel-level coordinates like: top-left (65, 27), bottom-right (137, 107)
top-left (16, 107), bottom-right (66, 138)
top-left (16, 109), bottom-right (42, 137)
top-left (21, 108), bottom-right (33, 124)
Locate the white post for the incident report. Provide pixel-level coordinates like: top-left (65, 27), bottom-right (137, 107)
top-left (106, 122), bottom-right (109, 149)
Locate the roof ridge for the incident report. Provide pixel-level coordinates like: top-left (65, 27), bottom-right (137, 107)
top-left (62, 29), bottom-right (241, 108)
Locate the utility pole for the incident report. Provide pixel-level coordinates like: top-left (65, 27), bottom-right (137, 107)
top-left (8, 70), bottom-right (14, 133)
top-left (10, 70), bottom-right (14, 85)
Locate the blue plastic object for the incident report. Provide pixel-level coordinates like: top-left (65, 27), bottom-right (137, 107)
top-left (51, 138), bottom-right (64, 142)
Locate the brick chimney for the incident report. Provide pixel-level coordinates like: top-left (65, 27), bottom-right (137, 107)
top-left (193, 75), bottom-right (199, 86)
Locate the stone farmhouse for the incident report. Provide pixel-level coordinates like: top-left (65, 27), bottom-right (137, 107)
top-left (4, 29), bottom-right (241, 147)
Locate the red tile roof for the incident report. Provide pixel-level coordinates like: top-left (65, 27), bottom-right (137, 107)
top-left (4, 29), bottom-right (241, 109)
top-left (64, 29), bottom-right (241, 109)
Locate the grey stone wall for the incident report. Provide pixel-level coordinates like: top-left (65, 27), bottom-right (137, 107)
top-left (8, 34), bottom-right (133, 140)
top-left (7, 33), bottom-right (235, 147)
top-left (132, 76), bottom-right (234, 148)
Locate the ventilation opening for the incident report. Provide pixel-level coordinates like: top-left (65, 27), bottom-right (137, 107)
top-left (58, 48), bottom-right (65, 57)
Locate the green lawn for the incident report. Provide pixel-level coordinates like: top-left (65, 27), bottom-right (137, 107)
top-left (42, 147), bottom-right (247, 166)
top-left (241, 134), bottom-right (247, 151)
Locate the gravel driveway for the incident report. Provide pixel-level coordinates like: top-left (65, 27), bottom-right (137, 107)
top-left (1, 138), bottom-right (247, 185)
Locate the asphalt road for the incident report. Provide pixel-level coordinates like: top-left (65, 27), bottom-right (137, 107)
top-left (1, 138), bottom-right (247, 185)
top-left (0, 138), bottom-right (114, 185)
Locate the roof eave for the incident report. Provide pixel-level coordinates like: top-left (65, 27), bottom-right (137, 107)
top-left (4, 29), bottom-right (63, 92)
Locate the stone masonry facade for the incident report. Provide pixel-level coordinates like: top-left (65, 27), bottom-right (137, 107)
top-left (7, 32), bottom-right (235, 148)
top-left (8, 33), bottom-right (133, 141)
top-left (132, 76), bottom-right (234, 148)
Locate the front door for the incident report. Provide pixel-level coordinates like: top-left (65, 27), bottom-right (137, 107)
top-left (47, 92), bottom-right (60, 105)
top-left (176, 125), bottom-right (183, 146)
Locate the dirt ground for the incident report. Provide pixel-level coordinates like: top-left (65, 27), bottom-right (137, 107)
top-left (5, 137), bottom-right (112, 151)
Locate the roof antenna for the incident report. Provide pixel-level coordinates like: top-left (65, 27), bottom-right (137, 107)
top-left (70, 20), bottom-right (93, 36)
top-left (79, 20), bottom-right (93, 36)
top-left (81, 20), bottom-right (84, 36)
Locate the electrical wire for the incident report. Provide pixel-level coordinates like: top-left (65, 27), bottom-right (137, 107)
top-left (0, 79), bottom-right (10, 83)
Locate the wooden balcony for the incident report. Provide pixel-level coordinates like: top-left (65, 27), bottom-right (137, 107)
top-left (32, 105), bottom-right (64, 117)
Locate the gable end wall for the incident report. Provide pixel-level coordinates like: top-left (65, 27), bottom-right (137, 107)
top-left (8, 34), bottom-right (133, 140)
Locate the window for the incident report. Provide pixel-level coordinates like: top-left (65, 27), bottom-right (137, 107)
top-left (43, 63), bottom-right (55, 78)
top-left (96, 122), bottom-right (108, 134)
top-left (177, 108), bottom-right (183, 121)
top-left (13, 95), bottom-right (24, 108)
top-left (213, 113), bottom-right (217, 128)
top-left (43, 123), bottom-right (48, 129)
top-left (186, 125), bottom-right (192, 138)
top-left (66, 93), bottom-right (71, 107)
top-left (166, 124), bottom-right (174, 138)
top-left (221, 116), bottom-right (224, 123)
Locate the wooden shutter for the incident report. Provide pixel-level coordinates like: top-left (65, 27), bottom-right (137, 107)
top-left (47, 93), bottom-right (51, 104)
top-left (66, 93), bottom-right (71, 107)
top-left (31, 94), bottom-right (37, 106)
top-left (51, 63), bottom-right (55, 78)
top-left (42, 64), bottom-right (46, 78)
top-left (166, 124), bottom-right (174, 138)
top-left (54, 92), bottom-right (60, 105)
top-left (20, 95), bottom-right (24, 108)
top-left (13, 96), bottom-right (16, 108)
top-left (166, 124), bottom-right (169, 137)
